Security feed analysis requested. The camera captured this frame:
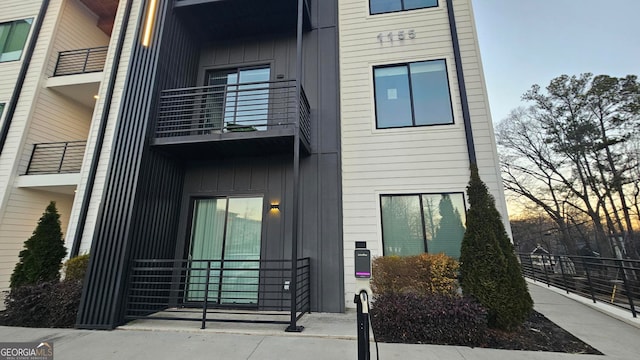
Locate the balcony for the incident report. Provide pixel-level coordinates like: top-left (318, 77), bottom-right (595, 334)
top-left (174, 0), bottom-right (311, 41)
top-left (53, 46), bottom-right (108, 76)
top-left (152, 80), bottom-right (311, 158)
top-left (46, 46), bottom-right (108, 108)
top-left (16, 141), bottom-right (87, 194)
top-left (25, 141), bottom-right (86, 175)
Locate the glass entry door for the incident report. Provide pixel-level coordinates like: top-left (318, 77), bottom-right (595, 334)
top-left (186, 197), bottom-right (264, 305)
top-left (206, 67), bottom-right (271, 131)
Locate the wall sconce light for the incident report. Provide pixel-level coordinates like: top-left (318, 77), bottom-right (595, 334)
top-left (270, 203), bottom-right (280, 211)
top-left (141, 0), bottom-right (158, 47)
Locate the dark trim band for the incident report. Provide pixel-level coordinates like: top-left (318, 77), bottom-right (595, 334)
top-left (446, 0), bottom-right (477, 165)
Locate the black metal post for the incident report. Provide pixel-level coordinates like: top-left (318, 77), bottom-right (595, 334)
top-left (527, 254), bottom-right (536, 281)
top-left (618, 260), bottom-right (637, 318)
top-left (582, 257), bottom-right (597, 304)
top-left (286, 0), bottom-right (304, 333)
top-left (53, 51), bottom-right (62, 76)
top-left (201, 261), bottom-right (210, 329)
top-left (355, 292), bottom-right (370, 360)
top-left (25, 144), bottom-right (37, 175)
top-left (542, 254), bottom-right (550, 287)
top-left (82, 48), bottom-right (89, 73)
top-left (558, 256), bottom-right (569, 294)
top-left (58, 142), bottom-right (68, 173)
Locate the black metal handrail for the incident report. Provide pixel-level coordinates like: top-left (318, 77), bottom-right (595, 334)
top-left (53, 46), bottom-right (108, 76)
top-left (155, 79), bottom-right (311, 145)
top-left (518, 252), bottom-right (638, 318)
top-left (25, 141), bottom-right (87, 175)
top-left (125, 258), bottom-right (311, 329)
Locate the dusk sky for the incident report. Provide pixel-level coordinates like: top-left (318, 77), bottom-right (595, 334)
top-left (472, 0), bottom-right (640, 125)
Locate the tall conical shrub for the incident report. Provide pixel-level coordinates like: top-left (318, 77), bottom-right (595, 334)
top-left (10, 201), bottom-right (67, 289)
top-left (459, 166), bottom-right (532, 331)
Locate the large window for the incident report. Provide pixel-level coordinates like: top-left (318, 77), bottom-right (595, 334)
top-left (370, 0), bottom-right (438, 15)
top-left (381, 193), bottom-right (466, 258)
top-left (205, 66), bottom-right (270, 131)
top-left (0, 18), bottom-right (33, 62)
top-left (374, 59), bottom-right (453, 129)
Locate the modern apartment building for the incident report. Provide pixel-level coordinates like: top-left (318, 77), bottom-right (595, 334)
top-left (0, 0), bottom-right (508, 330)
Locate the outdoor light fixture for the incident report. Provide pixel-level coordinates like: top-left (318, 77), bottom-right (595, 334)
top-left (141, 0), bottom-right (158, 47)
top-left (270, 202), bottom-right (280, 211)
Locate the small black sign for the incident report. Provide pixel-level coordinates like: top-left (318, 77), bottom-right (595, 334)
top-left (354, 249), bottom-right (371, 278)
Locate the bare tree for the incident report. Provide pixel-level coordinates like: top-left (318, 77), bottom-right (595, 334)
top-left (498, 74), bottom-right (640, 258)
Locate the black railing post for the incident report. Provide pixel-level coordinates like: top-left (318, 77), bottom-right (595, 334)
top-left (558, 256), bottom-right (569, 294)
top-left (25, 144), bottom-right (37, 175)
top-left (542, 254), bottom-right (551, 287)
top-left (286, 0), bottom-right (304, 334)
top-left (82, 48), bottom-right (89, 73)
top-left (618, 260), bottom-right (637, 318)
top-left (201, 260), bottom-right (210, 329)
top-left (526, 254), bottom-right (536, 281)
top-left (57, 142), bottom-right (68, 173)
top-left (53, 51), bottom-right (62, 77)
top-left (581, 257), bottom-right (597, 304)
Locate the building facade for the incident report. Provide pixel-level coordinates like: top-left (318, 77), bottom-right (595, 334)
top-left (0, 0), bottom-right (508, 329)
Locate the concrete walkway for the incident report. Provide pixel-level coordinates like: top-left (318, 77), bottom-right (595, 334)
top-left (1, 282), bottom-right (638, 359)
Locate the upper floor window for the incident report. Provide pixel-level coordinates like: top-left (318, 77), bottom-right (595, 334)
top-left (373, 59), bottom-right (453, 129)
top-left (0, 18), bottom-right (33, 62)
top-left (381, 193), bottom-right (466, 258)
top-left (370, 0), bottom-right (438, 15)
top-left (0, 103), bottom-right (5, 118)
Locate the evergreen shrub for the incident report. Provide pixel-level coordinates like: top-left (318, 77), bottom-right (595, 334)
top-left (459, 165), bottom-right (533, 331)
top-left (10, 202), bottom-right (66, 289)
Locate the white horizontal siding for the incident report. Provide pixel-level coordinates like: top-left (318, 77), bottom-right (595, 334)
top-left (0, 0), bottom-right (66, 302)
top-left (64, 0), bottom-right (142, 255)
top-left (0, 0), bottom-right (113, 301)
top-left (0, 0), bottom-right (42, 131)
top-left (339, 0), bottom-right (509, 308)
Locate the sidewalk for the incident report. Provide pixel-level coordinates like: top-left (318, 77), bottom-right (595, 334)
top-left (1, 283), bottom-right (638, 359)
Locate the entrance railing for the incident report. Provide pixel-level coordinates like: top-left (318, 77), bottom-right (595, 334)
top-left (518, 252), bottom-right (638, 318)
top-left (125, 258), bottom-right (311, 329)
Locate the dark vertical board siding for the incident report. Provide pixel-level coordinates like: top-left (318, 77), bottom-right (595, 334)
top-left (80, 0), bottom-right (343, 325)
top-left (77, 0), bottom-right (200, 328)
top-left (175, 0), bottom-right (343, 313)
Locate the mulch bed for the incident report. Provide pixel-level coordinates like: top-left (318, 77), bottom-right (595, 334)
top-left (484, 311), bottom-right (601, 354)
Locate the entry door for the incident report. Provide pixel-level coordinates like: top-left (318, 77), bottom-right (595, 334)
top-left (206, 67), bottom-right (271, 131)
top-left (186, 197), bottom-right (264, 305)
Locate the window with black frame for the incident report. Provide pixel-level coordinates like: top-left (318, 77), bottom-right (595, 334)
top-left (373, 59), bottom-right (454, 129)
top-left (0, 18), bottom-right (33, 62)
top-left (381, 193), bottom-right (466, 258)
top-left (370, 0), bottom-right (438, 15)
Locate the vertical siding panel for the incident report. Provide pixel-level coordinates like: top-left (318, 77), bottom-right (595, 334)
top-left (77, 0), bottom-right (198, 328)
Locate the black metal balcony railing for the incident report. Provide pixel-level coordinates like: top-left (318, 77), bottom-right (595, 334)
top-left (125, 258), bottom-right (311, 329)
top-left (518, 252), bottom-right (638, 318)
top-left (155, 80), bottom-right (311, 146)
top-left (53, 46), bottom-right (108, 76)
top-left (25, 141), bottom-right (87, 175)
